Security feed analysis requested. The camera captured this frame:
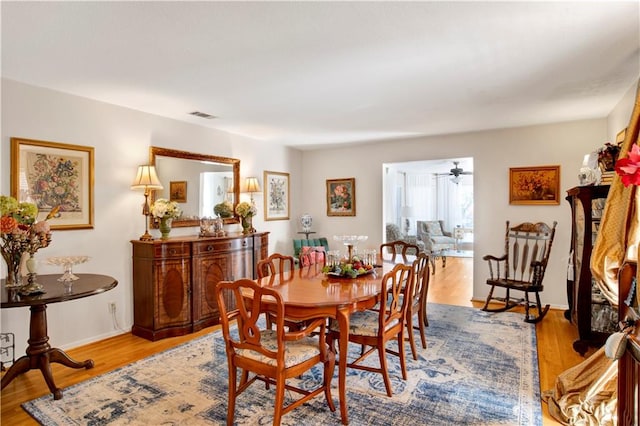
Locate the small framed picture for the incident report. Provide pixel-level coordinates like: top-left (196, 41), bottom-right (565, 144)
top-left (11, 137), bottom-right (94, 230)
top-left (264, 171), bottom-right (289, 221)
top-left (169, 181), bottom-right (187, 203)
top-left (509, 165), bottom-right (560, 205)
top-left (326, 178), bottom-right (356, 216)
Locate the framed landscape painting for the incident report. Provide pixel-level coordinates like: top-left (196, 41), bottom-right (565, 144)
top-left (11, 137), bottom-right (95, 229)
top-left (264, 170), bottom-right (289, 221)
top-left (509, 165), bottom-right (560, 205)
top-left (327, 178), bottom-right (356, 216)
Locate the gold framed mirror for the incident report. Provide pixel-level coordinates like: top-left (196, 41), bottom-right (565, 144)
top-left (149, 146), bottom-right (240, 228)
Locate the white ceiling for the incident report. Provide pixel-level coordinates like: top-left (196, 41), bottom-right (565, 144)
top-left (2, 1), bottom-right (639, 150)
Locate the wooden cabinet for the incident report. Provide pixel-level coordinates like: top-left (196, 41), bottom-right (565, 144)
top-left (131, 232), bottom-right (268, 341)
top-left (566, 185), bottom-right (616, 355)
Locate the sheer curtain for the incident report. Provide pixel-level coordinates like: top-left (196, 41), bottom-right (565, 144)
top-left (404, 173), bottom-right (471, 235)
top-left (405, 174), bottom-right (435, 234)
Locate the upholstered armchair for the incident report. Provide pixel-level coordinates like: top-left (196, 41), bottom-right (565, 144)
top-left (385, 223), bottom-right (425, 254)
top-left (416, 220), bottom-right (455, 253)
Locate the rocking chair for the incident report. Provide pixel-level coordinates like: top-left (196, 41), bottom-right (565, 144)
top-left (482, 220), bottom-right (557, 323)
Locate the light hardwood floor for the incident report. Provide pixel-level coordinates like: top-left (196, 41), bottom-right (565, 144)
top-left (1, 257), bottom-right (596, 425)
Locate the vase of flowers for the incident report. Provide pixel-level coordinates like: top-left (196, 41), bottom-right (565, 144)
top-left (150, 198), bottom-right (182, 240)
top-left (0, 195), bottom-right (56, 289)
top-left (235, 201), bottom-right (257, 235)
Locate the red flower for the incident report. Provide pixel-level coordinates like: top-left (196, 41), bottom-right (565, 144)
top-left (615, 143), bottom-right (640, 187)
top-left (0, 216), bottom-right (18, 233)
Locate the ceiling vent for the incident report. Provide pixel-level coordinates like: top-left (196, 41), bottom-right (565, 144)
top-left (189, 111), bottom-right (216, 119)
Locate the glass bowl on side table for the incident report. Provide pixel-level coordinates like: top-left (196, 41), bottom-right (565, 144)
top-left (46, 256), bottom-right (91, 293)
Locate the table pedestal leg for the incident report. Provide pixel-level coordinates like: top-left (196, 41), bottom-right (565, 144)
top-left (336, 305), bottom-right (350, 425)
top-left (0, 304), bottom-right (94, 400)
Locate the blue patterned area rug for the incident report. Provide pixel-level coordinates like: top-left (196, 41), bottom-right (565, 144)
top-left (22, 304), bottom-right (541, 425)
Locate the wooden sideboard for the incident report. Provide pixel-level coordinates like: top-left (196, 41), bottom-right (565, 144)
top-left (131, 232), bottom-right (269, 341)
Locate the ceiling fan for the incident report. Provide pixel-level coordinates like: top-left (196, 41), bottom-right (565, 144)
top-left (436, 161), bottom-right (473, 183)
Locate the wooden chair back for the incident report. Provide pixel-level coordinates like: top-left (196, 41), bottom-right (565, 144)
top-left (493, 221), bottom-right (557, 286)
top-left (257, 253), bottom-right (295, 279)
top-left (380, 240), bottom-right (420, 263)
top-left (405, 252), bottom-right (430, 359)
top-left (377, 263), bottom-right (414, 333)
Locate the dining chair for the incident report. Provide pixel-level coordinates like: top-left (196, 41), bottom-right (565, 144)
top-left (405, 252), bottom-right (431, 360)
top-left (257, 253), bottom-right (295, 279)
top-left (299, 246), bottom-right (327, 267)
top-left (215, 278), bottom-right (336, 426)
top-left (380, 240), bottom-right (421, 264)
top-left (257, 253), bottom-right (296, 330)
top-left (327, 262), bottom-right (414, 397)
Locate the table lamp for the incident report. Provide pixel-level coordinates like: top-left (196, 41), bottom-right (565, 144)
top-left (245, 177), bottom-right (261, 204)
top-left (401, 205), bottom-right (414, 235)
top-left (131, 165), bottom-right (164, 241)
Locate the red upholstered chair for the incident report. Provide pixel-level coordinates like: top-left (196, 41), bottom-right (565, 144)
top-left (215, 278), bottom-right (336, 426)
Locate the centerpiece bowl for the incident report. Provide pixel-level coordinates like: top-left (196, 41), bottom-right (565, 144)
top-left (333, 235), bottom-right (368, 262)
top-left (47, 256), bottom-right (91, 282)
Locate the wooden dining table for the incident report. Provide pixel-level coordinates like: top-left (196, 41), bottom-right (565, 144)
top-left (254, 261), bottom-right (394, 425)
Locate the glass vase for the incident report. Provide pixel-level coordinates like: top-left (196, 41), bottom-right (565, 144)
top-left (159, 217), bottom-right (172, 240)
top-left (2, 249), bottom-right (24, 289)
top-left (241, 215), bottom-right (253, 235)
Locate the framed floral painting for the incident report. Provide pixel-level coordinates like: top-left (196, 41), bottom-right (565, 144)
top-left (10, 137), bottom-right (94, 229)
top-left (509, 165), bottom-right (560, 205)
top-left (327, 178), bottom-right (356, 216)
top-left (264, 170), bottom-right (289, 221)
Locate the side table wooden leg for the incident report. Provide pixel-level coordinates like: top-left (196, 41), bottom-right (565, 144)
top-left (49, 347), bottom-right (94, 370)
top-left (0, 355), bottom-right (31, 390)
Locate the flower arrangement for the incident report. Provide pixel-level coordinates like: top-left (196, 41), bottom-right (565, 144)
top-left (1, 195), bottom-right (57, 286)
top-left (597, 142), bottom-right (621, 172)
top-left (235, 201), bottom-right (257, 218)
top-left (150, 198), bottom-right (182, 219)
top-left (615, 143), bottom-right (640, 187)
top-left (213, 200), bottom-right (233, 218)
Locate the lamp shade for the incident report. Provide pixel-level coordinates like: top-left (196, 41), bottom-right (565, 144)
top-left (245, 177), bottom-right (261, 193)
top-left (131, 165), bottom-right (163, 190)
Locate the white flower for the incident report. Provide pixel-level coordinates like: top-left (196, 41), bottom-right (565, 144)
top-left (235, 201), bottom-right (257, 218)
top-left (150, 198), bottom-right (182, 219)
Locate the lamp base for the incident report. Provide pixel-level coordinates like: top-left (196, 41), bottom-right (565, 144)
top-left (139, 231), bottom-right (154, 241)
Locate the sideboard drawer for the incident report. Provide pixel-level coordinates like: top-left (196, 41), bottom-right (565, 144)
top-left (155, 243), bottom-right (190, 258)
top-left (193, 237), bottom-right (253, 255)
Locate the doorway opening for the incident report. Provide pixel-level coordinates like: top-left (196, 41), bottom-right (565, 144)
top-left (383, 157), bottom-right (474, 257)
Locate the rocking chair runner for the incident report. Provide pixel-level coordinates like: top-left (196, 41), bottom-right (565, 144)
top-left (482, 220), bottom-right (558, 323)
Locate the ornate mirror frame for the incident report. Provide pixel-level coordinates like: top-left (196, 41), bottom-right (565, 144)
top-left (149, 146), bottom-right (240, 228)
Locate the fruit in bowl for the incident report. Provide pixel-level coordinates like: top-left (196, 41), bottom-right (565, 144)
top-left (323, 257), bottom-right (373, 278)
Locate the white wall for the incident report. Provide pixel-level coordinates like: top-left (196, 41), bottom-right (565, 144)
top-left (1, 79), bottom-right (301, 350)
top-left (608, 80), bottom-right (637, 142)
